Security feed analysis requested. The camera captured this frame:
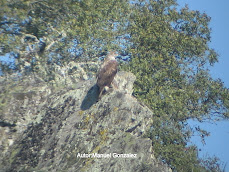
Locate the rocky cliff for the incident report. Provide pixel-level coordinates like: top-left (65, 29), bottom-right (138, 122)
top-left (0, 62), bottom-right (171, 172)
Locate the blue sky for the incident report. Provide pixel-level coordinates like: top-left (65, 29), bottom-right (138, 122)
top-left (177, 0), bottom-right (229, 169)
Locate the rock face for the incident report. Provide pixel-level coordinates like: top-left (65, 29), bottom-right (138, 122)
top-left (0, 63), bottom-right (171, 172)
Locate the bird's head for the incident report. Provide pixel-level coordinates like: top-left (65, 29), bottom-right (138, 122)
top-left (107, 51), bottom-right (118, 61)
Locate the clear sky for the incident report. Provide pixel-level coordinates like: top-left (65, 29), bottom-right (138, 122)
top-left (177, 0), bottom-right (229, 170)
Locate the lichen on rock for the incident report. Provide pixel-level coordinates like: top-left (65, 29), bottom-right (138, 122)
top-left (0, 63), bottom-right (171, 172)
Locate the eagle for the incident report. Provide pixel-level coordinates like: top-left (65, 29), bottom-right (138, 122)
top-left (97, 51), bottom-right (118, 98)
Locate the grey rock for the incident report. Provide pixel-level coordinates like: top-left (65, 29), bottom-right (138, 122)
top-left (0, 63), bottom-right (171, 172)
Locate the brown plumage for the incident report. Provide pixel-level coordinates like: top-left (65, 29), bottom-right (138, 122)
top-left (97, 51), bottom-right (118, 98)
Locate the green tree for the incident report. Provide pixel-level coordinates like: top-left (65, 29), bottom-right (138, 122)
top-left (125, 1), bottom-right (228, 171)
top-left (0, 0), bottom-right (129, 80)
top-left (1, 0), bottom-right (228, 171)
top-left (124, 1), bottom-right (228, 171)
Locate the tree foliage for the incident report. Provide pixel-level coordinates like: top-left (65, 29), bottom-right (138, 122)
top-left (0, 0), bottom-right (129, 79)
top-left (1, 0), bottom-right (228, 171)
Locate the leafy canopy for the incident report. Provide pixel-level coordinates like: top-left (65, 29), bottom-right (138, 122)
top-left (1, 0), bottom-right (228, 171)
